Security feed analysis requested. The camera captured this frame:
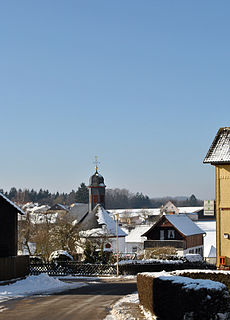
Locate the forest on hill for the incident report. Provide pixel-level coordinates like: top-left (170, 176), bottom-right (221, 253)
top-left (0, 184), bottom-right (203, 209)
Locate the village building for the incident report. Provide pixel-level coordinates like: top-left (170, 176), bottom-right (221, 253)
top-left (71, 167), bottom-right (126, 257)
top-left (46, 203), bottom-right (69, 215)
top-left (0, 192), bottom-right (29, 281)
top-left (160, 201), bottom-right (179, 214)
top-left (125, 225), bottom-right (150, 255)
top-left (204, 127), bottom-right (230, 268)
top-left (142, 214), bottom-right (205, 256)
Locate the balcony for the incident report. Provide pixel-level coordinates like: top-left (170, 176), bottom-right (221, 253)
top-left (144, 240), bottom-right (186, 250)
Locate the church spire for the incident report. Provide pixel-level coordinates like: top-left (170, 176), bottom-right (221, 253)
top-left (93, 156), bottom-right (100, 173)
top-left (89, 157), bottom-right (106, 211)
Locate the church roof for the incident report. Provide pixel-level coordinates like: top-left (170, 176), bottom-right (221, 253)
top-left (203, 127), bottom-right (230, 164)
top-left (89, 169), bottom-right (105, 187)
top-left (69, 203), bottom-right (89, 223)
top-left (76, 204), bottom-right (126, 237)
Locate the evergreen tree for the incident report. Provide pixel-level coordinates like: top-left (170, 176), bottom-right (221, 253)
top-left (189, 194), bottom-right (198, 206)
top-left (75, 183), bottom-right (89, 203)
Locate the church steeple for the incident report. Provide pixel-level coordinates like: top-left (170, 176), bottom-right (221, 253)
top-left (88, 157), bottom-right (106, 211)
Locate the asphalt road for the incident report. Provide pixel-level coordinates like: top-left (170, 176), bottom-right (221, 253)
top-left (0, 279), bottom-right (137, 320)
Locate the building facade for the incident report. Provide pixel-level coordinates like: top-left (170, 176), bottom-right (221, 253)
top-left (142, 214), bottom-right (205, 256)
top-left (204, 127), bottom-right (230, 268)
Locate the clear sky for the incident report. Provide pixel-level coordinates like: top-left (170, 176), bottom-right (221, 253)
top-left (0, 1), bottom-right (230, 200)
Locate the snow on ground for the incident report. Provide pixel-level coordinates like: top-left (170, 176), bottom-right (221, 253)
top-left (118, 259), bottom-right (183, 265)
top-left (0, 274), bottom-right (87, 303)
top-left (55, 275), bottom-right (136, 281)
top-left (105, 292), bottom-right (156, 320)
top-left (195, 220), bottom-right (216, 257)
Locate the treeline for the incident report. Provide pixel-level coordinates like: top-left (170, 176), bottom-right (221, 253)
top-left (0, 185), bottom-right (202, 209)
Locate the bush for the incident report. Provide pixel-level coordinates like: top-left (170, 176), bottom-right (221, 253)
top-left (137, 273), bottom-right (230, 320)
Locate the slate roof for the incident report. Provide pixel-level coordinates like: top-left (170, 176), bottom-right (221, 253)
top-left (69, 203), bottom-right (89, 223)
top-left (75, 204), bottom-right (126, 237)
top-left (48, 203), bottom-right (69, 212)
top-left (0, 192), bottom-right (25, 215)
top-left (203, 127), bottom-right (230, 164)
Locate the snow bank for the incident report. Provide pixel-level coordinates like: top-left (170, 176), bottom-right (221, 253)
top-left (0, 273), bottom-right (86, 303)
top-left (118, 258), bottom-right (183, 265)
top-left (185, 254), bottom-right (202, 262)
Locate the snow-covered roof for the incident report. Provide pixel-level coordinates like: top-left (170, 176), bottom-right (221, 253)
top-left (49, 250), bottom-right (73, 261)
top-left (165, 214), bottom-right (205, 236)
top-left (95, 205), bottom-right (127, 237)
top-left (178, 207), bottom-right (203, 214)
top-left (80, 228), bottom-right (107, 237)
top-left (204, 127), bottom-right (230, 164)
top-left (0, 192), bottom-right (25, 215)
top-left (208, 245), bottom-right (216, 258)
top-left (109, 207), bottom-right (203, 218)
top-left (125, 225), bottom-right (151, 243)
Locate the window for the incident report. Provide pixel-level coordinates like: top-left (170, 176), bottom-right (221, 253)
top-left (100, 195), bottom-right (105, 202)
top-left (93, 195), bottom-right (98, 203)
top-left (168, 230), bottom-right (175, 239)
top-left (132, 246), bottom-right (137, 253)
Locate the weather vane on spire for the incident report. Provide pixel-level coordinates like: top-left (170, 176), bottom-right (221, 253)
top-left (94, 156), bottom-right (100, 172)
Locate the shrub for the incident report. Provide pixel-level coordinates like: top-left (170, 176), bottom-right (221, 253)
top-left (137, 273), bottom-right (230, 320)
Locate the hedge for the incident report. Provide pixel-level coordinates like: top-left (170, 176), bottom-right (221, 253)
top-left (137, 272), bottom-right (230, 320)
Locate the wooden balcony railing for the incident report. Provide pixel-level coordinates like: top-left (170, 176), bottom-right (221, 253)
top-left (144, 240), bottom-right (186, 250)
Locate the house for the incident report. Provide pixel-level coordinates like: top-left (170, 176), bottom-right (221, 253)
top-left (0, 192), bottom-right (29, 281)
top-left (142, 214), bottom-right (205, 256)
top-left (46, 203), bottom-right (69, 215)
top-left (160, 201), bottom-right (179, 215)
top-left (118, 211), bottom-right (143, 226)
top-left (125, 225), bottom-right (151, 255)
top-left (204, 127), bottom-right (230, 268)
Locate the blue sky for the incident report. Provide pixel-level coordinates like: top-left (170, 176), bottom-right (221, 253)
top-left (0, 1), bottom-right (229, 199)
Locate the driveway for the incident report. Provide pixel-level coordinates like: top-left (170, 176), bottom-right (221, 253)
top-left (0, 279), bottom-right (137, 320)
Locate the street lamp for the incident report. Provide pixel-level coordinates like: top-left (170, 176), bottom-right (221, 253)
top-left (115, 213), bottom-right (119, 277)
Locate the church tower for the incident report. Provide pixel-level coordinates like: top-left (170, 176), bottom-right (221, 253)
top-left (88, 159), bottom-right (106, 211)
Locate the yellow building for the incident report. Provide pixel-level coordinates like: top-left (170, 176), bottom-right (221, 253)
top-left (204, 127), bottom-right (230, 268)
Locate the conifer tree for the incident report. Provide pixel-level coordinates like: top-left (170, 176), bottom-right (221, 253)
top-left (75, 183), bottom-right (89, 203)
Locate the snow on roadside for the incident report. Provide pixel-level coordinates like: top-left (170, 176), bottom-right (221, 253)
top-left (56, 275), bottom-right (136, 281)
top-left (105, 293), bottom-right (156, 320)
top-left (0, 273), bottom-right (87, 303)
